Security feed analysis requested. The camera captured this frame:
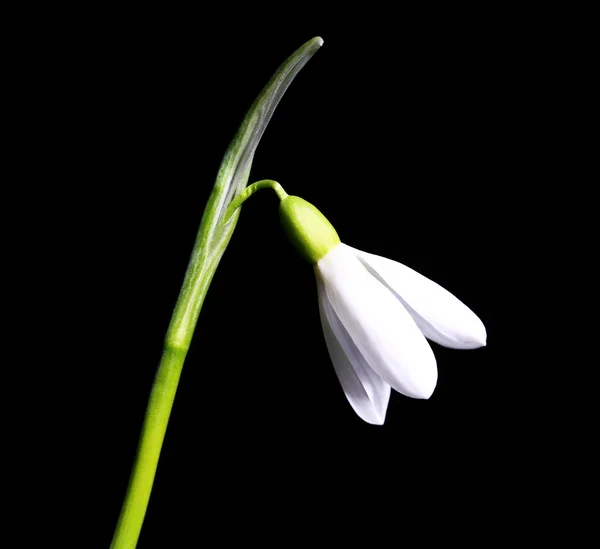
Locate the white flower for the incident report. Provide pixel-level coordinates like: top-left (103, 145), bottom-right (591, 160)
top-left (277, 192), bottom-right (486, 425)
top-left (315, 243), bottom-right (486, 425)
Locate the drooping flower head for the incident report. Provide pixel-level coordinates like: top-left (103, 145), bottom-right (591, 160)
top-left (279, 194), bottom-right (486, 425)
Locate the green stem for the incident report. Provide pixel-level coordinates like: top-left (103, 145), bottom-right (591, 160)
top-left (110, 206), bottom-right (239, 549)
top-left (226, 179), bottom-right (287, 220)
top-left (110, 36), bottom-right (323, 549)
top-left (110, 345), bottom-right (186, 549)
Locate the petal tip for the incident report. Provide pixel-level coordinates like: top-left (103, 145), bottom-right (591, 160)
top-left (452, 320), bottom-right (487, 349)
top-left (469, 324), bottom-right (487, 349)
top-left (396, 379), bottom-right (436, 400)
top-left (414, 383), bottom-right (436, 400)
top-left (404, 369), bottom-right (438, 400)
top-left (357, 412), bottom-right (385, 425)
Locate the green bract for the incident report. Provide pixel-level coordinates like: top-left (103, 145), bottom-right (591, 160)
top-left (280, 196), bottom-right (340, 264)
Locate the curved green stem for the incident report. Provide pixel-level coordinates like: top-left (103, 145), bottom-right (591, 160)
top-left (110, 36), bottom-right (323, 549)
top-left (226, 179), bottom-right (288, 220)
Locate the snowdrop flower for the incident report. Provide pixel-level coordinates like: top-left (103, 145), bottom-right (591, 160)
top-left (279, 194), bottom-right (487, 425)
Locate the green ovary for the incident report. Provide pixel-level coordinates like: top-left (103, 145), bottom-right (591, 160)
top-left (279, 196), bottom-right (340, 264)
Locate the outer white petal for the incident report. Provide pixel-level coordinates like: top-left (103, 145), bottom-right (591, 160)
top-left (317, 277), bottom-right (391, 425)
top-left (349, 245), bottom-right (487, 350)
top-left (316, 245), bottom-right (437, 399)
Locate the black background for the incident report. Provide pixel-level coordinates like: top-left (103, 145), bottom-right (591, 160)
top-left (24, 9), bottom-right (522, 547)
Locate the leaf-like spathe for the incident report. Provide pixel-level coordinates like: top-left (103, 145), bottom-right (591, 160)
top-left (167, 37), bottom-right (323, 350)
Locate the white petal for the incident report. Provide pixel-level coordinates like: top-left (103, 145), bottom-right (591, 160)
top-left (317, 277), bottom-right (391, 425)
top-left (316, 245), bottom-right (437, 399)
top-left (349, 245), bottom-right (487, 350)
